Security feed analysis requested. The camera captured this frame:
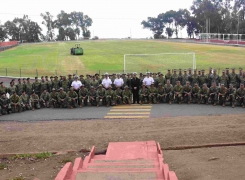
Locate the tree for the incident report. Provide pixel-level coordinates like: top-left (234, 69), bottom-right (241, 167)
top-left (41, 12), bottom-right (55, 41)
top-left (0, 21), bottom-right (7, 41)
top-left (141, 17), bottom-right (165, 39)
top-left (165, 27), bottom-right (174, 38)
top-left (65, 27), bottom-right (76, 40)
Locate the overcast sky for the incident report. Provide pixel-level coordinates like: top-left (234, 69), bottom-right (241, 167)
top-left (0, 0), bottom-right (194, 38)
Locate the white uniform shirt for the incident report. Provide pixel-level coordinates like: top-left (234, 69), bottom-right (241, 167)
top-left (102, 78), bottom-right (112, 88)
top-left (143, 77), bottom-right (154, 86)
top-left (71, 80), bottom-right (82, 90)
top-left (114, 78), bottom-right (124, 87)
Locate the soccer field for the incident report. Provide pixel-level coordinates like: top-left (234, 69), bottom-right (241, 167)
top-left (0, 40), bottom-right (244, 77)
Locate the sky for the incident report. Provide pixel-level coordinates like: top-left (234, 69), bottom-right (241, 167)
top-left (0, 0), bottom-right (194, 38)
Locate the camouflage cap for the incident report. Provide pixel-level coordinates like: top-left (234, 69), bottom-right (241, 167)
top-left (52, 88), bottom-right (56, 91)
top-left (186, 81), bottom-right (190, 84)
top-left (124, 86), bottom-right (129, 89)
top-left (98, 84), bottom-right (102, 87)
top-left (90, 86), bottom-right (95, 89)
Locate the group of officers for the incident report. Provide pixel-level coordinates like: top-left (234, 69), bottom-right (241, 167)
top-left (0, 67), bottom-right (245, 116)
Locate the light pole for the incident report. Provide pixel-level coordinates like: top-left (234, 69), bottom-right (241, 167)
top-left (237, 9), bottom-right (241, 45)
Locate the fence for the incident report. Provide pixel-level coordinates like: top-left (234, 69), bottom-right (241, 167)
top-left (0, 41), bottom-right (19, 47)
top-left (0, 68), bottom-right (127, 78)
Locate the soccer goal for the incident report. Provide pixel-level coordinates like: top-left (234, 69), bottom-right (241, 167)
top-left (123, 53), bottom-right (196, 73)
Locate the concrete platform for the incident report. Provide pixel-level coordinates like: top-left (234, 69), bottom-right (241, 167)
top-left (55, 141), bottom-right (178, 180)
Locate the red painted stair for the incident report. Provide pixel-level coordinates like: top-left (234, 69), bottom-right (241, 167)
top-left (55, 141), bottom-right (178, 180)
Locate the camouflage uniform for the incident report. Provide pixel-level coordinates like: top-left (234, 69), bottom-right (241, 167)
top-left (0, 85), bottom-right (7, 95)
top-left (9, 94), bottom-right (21, 112)
top-left (171, 73), bottom-right (179, 86)
top-left (20, 94), bottom-right (31, 110)
top-left (190, 73), bottom-right (199, 86)
top-left (157, 76), bottom-right (165, 87)
top-left (198, 74), bottom-right (208, 87)
top-left (67, 90), bottom-right (78, 108)
top-left (25, 82), bottom-right (33, 96)
top-left (209, 85), bottom-right (219, 105)
top-left (32, 81), bottom-right (41, 96)
top-left (218, 86), bottom-right (227, 106)
top-left (0, 96), bottom-right (11, 115)
top-left (227, 86), bottom-right (236, 107)
top-left (40, 92), bottom-right (50, 108)
top-left (49, 91), bottom-right (58, 108)
top-left (52, 79), bottom-right (60, 91)
top-left (173, 84), bottom-right (183, 103)
top-left (57, 91), bottom-right (68, 108)
top-left (139, 86), bottom-right (149, 104)
top-left (40, 80), bottom-right (49, 94)
top-left (165, 72), bottom-right (172, 82)
top-left (191, 85), bottom-right (200, 103)
top-left (210, 73), bottom-right (220, 86)
top-left (148, 85), bottom-right (158, 104)
top-left (90, 80), bottom-right (99, 90)
top-left (236, 87), bottom-right (245, 107)
top-left (229, 73), bottom-right (239, 88)
top-left (105, 88), bottom-right (115, 106)
top-left (122, 88), bottom-right (132, 104)
top-left (219, 74), bottom-right (229, 88)
top-left (198, 87), bottom-right (209, 104)
top-left (79, 87), bottom-right (89, 106)
top-left (30, 93), bottom-right (40, 110)
top-left (181, 73), bottom-right (189, 86)
top-left (96, 87), bottom-right (106, 106)
top-left (183, 84), bottom-right (192, 103)
top-left (164, 83), bottom-right (173, 103)
top-left (16, 83), bottom-right (25, 96)
top-left (61, 79), bottom-right (70, 92)
top-left (157, 86), bottom-right (165, 103)
top-left (7, 85), bottom-right (16, 96)
top-left (88, 88), bottom-right (97, 106)
top-left (114, 88), bottom-right (123, 105)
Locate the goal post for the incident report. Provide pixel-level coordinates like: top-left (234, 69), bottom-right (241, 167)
top-left (123, 53), bottom-right (196, 73)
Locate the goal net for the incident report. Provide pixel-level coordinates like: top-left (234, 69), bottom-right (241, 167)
top-left (124, 53), bottom-right (196, 73)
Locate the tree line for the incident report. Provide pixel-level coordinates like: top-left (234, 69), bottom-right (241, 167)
top-left (0, 11), bottom-right (92, 42)
top-left (142, 0), bottom-right (245, 38)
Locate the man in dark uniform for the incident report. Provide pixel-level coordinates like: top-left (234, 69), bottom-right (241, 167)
top-left (131, 72), bottom-right (140, 104)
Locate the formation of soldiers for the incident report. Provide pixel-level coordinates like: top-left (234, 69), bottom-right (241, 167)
top-left (0, 67), bottom-right (245, 116)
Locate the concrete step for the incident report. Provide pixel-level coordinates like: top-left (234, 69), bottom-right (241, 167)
top-left (75, 171), bottom-right (163, 180)
top-left (91, 158), bottom-right (156, 164)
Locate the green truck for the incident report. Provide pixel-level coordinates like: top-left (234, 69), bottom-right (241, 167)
top-left (70, 44), bottom-right (83, 55)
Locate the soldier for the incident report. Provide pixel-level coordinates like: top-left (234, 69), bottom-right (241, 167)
top-left (16, 79), bottom-right (24, 96)
top-left (96, 85), bottom-right (106, 107)
top-left (40, 76), bottom-right (49, 94)
top-left (40, 89), bottom-right (50, 108)
top-left (198, 70), bottom-right (201, 76)
top-left (229, 68), bottom-right (239, 88)
top-left (111, 73), bottom-right (116, 90)
top-left (0, 92), bottom-right (11, 115)
top-left (67, 87), bottom-right (78, 109)
top-left (49, 88), bottom-right (58, 108)
top-left (157, 73), bottom-right (165, 87)
top-left (198, 84), bottom-right (209, 105)
top-left (188, 68), bottom-right (192, 77)
top-left (139, 84), bottom-right (148, 105)
top-left (178, 69), bottom-right (183, 84)
top-left (32, 77), bottom-right (41, 96)
top-left (227, 84), bottom-right (236, 108)
top-left (210, 69), bottom-right (219, 86)
top-left (0, 82), bottom-right (7, 97)
top-left (198, 70), bottom-right (208, 87)
top-left (25, 78), bottom-right (33, 96)
top-left (7, 81), bottom-right (16, 96)
top-left (121, 73), bottom-right (127, 88)
top-left (61, 76), bottom-right (70, 92)
top-left (78, 84), bottom-right (89, 107)
top-left (239, 68), bottom-right (243, 78)
top-left (79, 75), bottom-right (86, 86)
top-left (89, 86), bottom-right (97, 106)
top-left (171, 69), bottom-right (179, 86)
top-left (173, 81), bottom-right (183, 104)
top-left (190, 69), bottom-right (199, 86)
top-left (165, 69), bottom-right (172, 82)
top-left (22, 78), bottom-right (27, 92)
top-left (57, 87), bottom-right (67, 108)
top-left (45, 76), bottom-right (52, 92)
top-left (126, 73), bottom-right (132, 90)
top-left (192, 83), bottom-right (200, 103)
top-left (30, 91), bottom-right (40, 110)
top-left (122, 86), bottom-right (132, 104)
top-left (225, 68), bottom-right (230, 77)
top-left (236, 83), bottom-right (245, 108)
top-left (52, 76), bottom-right (60, 91)
top-left (20, 91), bottom-right (31, 111)
top-left (95, 73), bottom-right (102, 84)
top-left (219, 70), bottom-right (229, 88)
top-left (181, 70), bottom-right (189, 86)
top-left (148, 83), bottom-right (158, 104)
top-left (105, 86), bottom-right (115, 107)
top-left (218, 84), bottom-right (227, 107)
top-left (84, 74), bottom-right (91, 89)
top-left (209, 82), bottom-right (219, 106)
top-left (90, 76), bottom-right (99, 90)
top-left (139, 73), bottom-right (144, 86)
top-left (239, 72), bottom-right (245, 84)
top-left (157, 83), bottom-right (165, 103)
top-left (113, 86), bottom-right (122, 105)
top-left (131, 72), bottom-right (140, 104)
top-left (183, 81), bottom-right (192, 104)
top-left (67, 74), bottom-right (73, 87)
top-left (206, 68), bottom-right (213, 87)
top-left (152, 73), bottom-right (158, 87)
top-left (164, 80), bottom-right (173, 104)
top-left (9, 91), bottom-right (21, 113)
top-left (59, 75), bottom-right (63, 87)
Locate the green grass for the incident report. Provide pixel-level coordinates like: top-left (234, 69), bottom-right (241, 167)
top-left (0, 40), bottom-right (244, 77)
top-left (9, 176), bottom-right (24, 180)
top-left (0, 163), bottom-right (7, 170)
top-left (10, 152), bottom-right (53, 160)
